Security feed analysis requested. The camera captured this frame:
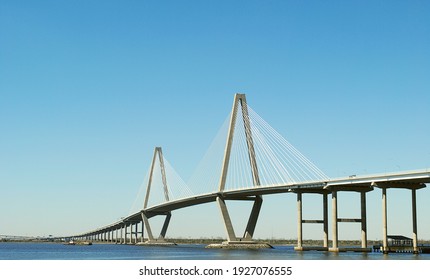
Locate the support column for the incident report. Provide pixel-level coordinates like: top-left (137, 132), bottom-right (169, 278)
top-left (412, 188), bottom-right (418, 253)
top-left (382, 188), bottom-right (388, 253)
top-left (131, 224), bottom-right (134, 244)
top-left (134, 223), bottom-right (138, 244)
top-left (323, 193), bottom-right (329, 248)
top-left (160, 213), bottom-right (172, 240)
top-left (361, 191), bottom-right (368, 249)
top-left (330, 190), bottom-right (339, 252)
top-left (296, 192), bottom-right (303, 250)
top-left (243, 196), bottom-right (263, 240)
top-left (141, 221), bottom-right (145, 243)
top-left (124, 224), bottom-right (128, 244)
top-left (129, 224), bottom-right (132, 244)
top-left (217, 196), bottom-right (237, 242)
top-left (128, 224), bottom-right (133, 244)
top-left (142, 213), bottom-right (155, 242)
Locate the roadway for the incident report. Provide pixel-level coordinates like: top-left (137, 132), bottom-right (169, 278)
top-left (73, 169), bottom-right (430, 238)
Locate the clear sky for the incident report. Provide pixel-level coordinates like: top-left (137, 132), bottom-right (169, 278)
top-left (1, 0), bottom-right (429, 241)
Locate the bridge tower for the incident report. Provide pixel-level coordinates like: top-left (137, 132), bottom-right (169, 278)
top-left (140, 147), bottom-right (175, 245)
top-left (213, 93), bottom-right (268, 247)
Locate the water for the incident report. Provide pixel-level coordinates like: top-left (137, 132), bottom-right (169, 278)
top-left (1, 242), bottom-right (430, 260)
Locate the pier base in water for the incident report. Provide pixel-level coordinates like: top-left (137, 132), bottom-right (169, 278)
top-left (136, 240), bottom-right (177, 246)
top-left (329, 247), bottom-right (372, 253)
top-left (294, 246), bottom-right (328, 252)
top-left (206, 241), bottom-right (273, 249)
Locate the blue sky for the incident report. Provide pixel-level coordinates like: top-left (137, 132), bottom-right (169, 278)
top-left (1, 1), bottom-right (429, 240)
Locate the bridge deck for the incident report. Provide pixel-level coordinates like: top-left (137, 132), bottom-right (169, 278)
top-left (73, 169), bottom-right (430, 237)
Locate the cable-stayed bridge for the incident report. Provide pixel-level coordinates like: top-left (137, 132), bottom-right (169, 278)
top-left (67, 94), bottom-right (430, 253)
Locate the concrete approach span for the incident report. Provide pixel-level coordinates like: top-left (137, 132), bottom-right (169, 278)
top-left (142, 168), bottom-right (430, 215)
top-left (71, 168), bottom-right (430, 253)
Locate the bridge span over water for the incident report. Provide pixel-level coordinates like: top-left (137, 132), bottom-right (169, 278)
top-left (67, 94), bottom-right (430, 253)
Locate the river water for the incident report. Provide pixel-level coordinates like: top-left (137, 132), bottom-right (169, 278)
top-left (1, 242), bottom-right (430, 260)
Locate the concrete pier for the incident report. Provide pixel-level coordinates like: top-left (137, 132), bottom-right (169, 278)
top-left (377, 182), bottom-right (425, 254)
top-left (325, 186), bottom-right (372, 253)
top-left (330, 190), bottom-right (339, 252)
top-left (382, 187), bottom-right (388, 253)
top-left (294, 190), bottom-right (329, 252)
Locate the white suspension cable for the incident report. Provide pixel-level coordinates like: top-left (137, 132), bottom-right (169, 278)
top-left (187, 113), bottom-right (230, 194)
top-left (131, 95), bottom-right (330, 213)
top-left (164, 157), bottom-right (194, 200)
top-left (247, 105), bottom-right (329, 183)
